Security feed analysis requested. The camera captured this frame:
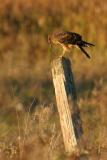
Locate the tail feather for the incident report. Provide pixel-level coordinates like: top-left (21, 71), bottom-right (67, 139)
top-left (78, 45), bottom-right (91, 59)
top-left (82, 41), bottom-right (95, 47)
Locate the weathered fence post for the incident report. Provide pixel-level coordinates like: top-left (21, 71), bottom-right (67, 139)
top-left (51, 56), bottom-right (82, 155)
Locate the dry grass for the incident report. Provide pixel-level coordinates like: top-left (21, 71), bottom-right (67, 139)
top-left (0, 0), bottom-right (107, 159)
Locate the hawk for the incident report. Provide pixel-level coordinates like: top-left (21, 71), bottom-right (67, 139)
top-left (48, 31), bottom-right (95, 58)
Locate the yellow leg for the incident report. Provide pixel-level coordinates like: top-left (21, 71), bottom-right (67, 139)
top-left (62, 46), bottom-right (69, 57)
top-left (59, 47), bottom-right (65, 58)
top-left (62, 48), bottom-right (66, 56)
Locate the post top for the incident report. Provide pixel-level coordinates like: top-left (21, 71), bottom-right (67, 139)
top-left (51, 56), bottom-right (70, 66)
top-left (51, 56), bottom-right (71, 75)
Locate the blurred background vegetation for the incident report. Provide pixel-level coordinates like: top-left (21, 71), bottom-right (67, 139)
top-left (0, 0), bottom-right (107, 159)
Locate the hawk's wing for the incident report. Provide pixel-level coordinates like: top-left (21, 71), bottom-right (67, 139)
top-left (56, 31), bottom-right (82, 45)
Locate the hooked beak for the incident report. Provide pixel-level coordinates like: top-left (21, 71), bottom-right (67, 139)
top-left (48, 35), bottom-right (52, 48)
top-left (48, 35), bottom-right (51, 43)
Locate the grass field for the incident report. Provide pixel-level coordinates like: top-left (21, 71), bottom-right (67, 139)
top-left (0, 0), bottom-right (107, 159)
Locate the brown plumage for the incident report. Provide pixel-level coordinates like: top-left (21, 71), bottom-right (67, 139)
top-left (48, 31), bottom-right (95, 58)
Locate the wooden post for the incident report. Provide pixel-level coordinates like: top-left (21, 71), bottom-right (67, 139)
top-left (51, 56), bottom-right (82, 155)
